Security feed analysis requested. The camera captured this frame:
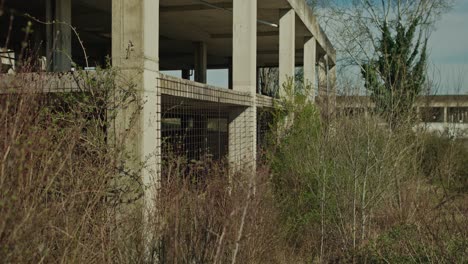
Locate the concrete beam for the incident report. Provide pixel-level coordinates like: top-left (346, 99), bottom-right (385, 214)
top-left (160, 2), bottom-right (232, 13)
top-left (287, 0), bottom-right (336, 64)
top-left (279, 9), bottom-right (296, 97)
top-left (211, 31), bottom-right (279, 39)
top-left (303, 36), bottom-right (316, 100)
top-left (54, 0), bottom-right (72, 72)
top-left (194, 42), bottom-right (207, 83)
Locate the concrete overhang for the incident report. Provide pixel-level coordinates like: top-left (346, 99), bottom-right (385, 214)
top-left (2, 0), bottom-right (335, 70)
top-left (159, 0), bottom-right (336, 69)
top-left (286, 0), bottom-right (336, 65)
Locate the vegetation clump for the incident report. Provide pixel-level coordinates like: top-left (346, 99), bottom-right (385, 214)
top-left (267, 85), bottom-right (468, 263)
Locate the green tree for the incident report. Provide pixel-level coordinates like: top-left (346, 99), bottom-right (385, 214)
top-left (362, 18), bottom-right (428, 127)
top-left (316, 0), bottom-right (452, 125)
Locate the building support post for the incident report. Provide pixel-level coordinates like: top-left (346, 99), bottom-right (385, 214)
top-left (194, 41), bottom-right (207, 83)
top-left (279, 9), bottom-right (295, 98)
top-left (45, 0), bottom-right (53, 71)
top-left (317, 56), bottom-right (328, 119)
top-left (182, 69), bottom-right (191, 80)
top-left (444, 107), bottom-right (448, 123)
top-left (303, 36), bottom-right (316, 101)
top-left (328, 64), bottom-right (337, 117)
top-left (228, 59), bottom-right (233, 89)
top-left (112, 0), bottom-right (161, 258)
top-left (230, 0), bottom-right (257, 172)
top-left (54, 0), bottom-right (72, 71)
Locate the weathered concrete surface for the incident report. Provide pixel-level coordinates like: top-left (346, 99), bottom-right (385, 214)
top-left (112, 0), bottom-right (161, 225)
top-left (304, 36), bottom-right (317, 100)
top-left (279, 8), bottom-right (296, 98)
top-left (54, 0), bottom-right (72, 72)
top-left (287, 0), bottom-right (336, 64)
top-left (230, 0), bottom-right (257, 171)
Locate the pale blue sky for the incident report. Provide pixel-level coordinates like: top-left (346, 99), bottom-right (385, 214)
top-left (428, 0), bottom-right (468, 94)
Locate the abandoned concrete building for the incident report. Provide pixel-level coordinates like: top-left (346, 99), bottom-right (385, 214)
top-left (0, 0), bottom-right (337, 203)
top-left (336, 95), bottom-right (468, 138)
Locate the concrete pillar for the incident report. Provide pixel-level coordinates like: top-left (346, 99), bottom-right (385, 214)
top-left (54, 0), bottom-right (72, 71)
top-left (228, 60), bottom-right (233, 89)
top-left (316, 56), bottom-right (328, 118)
top-left (444, 107), bottom-right (448, 123)
top-left (328, 64), bottom-right (337, 117)
top-left (279, 9), bottom-right (295, 98)
top-left (257, 67), bottom-right (261, 94)
top-left (182, 69), bottom-right (191, 80)
top-left (112, 0), bottom-right (161, 248)
top-left (45, 0), bottom-right (53, 71)
top-left (230, 0), bottom-right (257, 171)
top-left (316, 58), bottom-right (326, 97)
top-left (194, 42), bottom-right (207, 83)
top-left (303, 36), bottom-right (316, 101)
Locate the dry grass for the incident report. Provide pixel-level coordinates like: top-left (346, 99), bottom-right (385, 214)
top-left (0, 71), bottom-right (294, 263)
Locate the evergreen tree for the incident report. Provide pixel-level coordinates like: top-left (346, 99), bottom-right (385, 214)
top-left (362, 17), bottom-right (428, 127)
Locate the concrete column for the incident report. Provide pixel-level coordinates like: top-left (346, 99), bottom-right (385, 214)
top-left (316, 56), bottom-right (328, 118)
top-left (228, 60), bottom-right (233, 89)
top-left (54, 0), bottom-right (72, 71)
top-left (112, 0), bottom-right (161, 245)
top-left (257, 67), bottom-right (261, 94)
top-left (279, 9), bottom-right (295, 98)
top-left (230, 0), bottom-right (257, 171)
top-left (194, 42), bottom-right (207, 83)
top-left (328, 64), bottom-right (337, 117)
top-left (444, 107), bottom-right (448, 123)
top-left (45, 0), bottom-right (53, 71)
top-left (182, 69), bottom-right (191, 80)
top-left (303, 36), bottom-right (316, 101)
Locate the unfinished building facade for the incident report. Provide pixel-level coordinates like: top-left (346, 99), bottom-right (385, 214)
top-left (0, 0), bottom-right (336, 202)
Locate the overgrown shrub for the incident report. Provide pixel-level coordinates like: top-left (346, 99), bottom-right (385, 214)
top-left (0, 68), bottom-right (295, 263)
top-left (155, 156), bottom-right (287, 263)
top-left (268, 84), bottom-right (438, 262)
top-left (0, 68), bottom-right (144, 262)
top-left (420, 133), bottom-right (468, 193)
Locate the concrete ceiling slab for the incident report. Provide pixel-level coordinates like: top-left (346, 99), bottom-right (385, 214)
top-left (3, 0), bottom-right (332, 69)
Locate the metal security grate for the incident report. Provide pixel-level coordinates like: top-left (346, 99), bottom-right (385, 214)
top-left (257, 109), bottom-right (273, 156)
top-left (158, 74), bottom-right (276, 176)
top-left (162, 95), bottom-right (229, 162)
